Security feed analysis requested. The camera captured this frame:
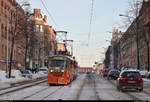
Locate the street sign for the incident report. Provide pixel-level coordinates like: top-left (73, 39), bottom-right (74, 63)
top-left (0, 59), bottom-right (16, 64)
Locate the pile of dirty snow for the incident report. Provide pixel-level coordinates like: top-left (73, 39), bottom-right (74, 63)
top-left (0, 69), bottom-right (28, 83)
top-left (0, 70), bottom-right (8, 82)
top-left (0, 69), bottom-right (47, 84)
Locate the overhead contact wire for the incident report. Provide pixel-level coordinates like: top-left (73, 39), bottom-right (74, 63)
top-left (40, 0), bottom-right (61, 30)
top-left (88, 0), bottom-right (95, 46)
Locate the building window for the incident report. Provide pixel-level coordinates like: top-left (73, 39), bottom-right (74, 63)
top-left (40, 25), bottom-right (43, 32)
top-left (36, 25), bottom-right (39, 32)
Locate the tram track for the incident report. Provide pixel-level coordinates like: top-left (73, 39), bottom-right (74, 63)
top-left (93, 75), bottom-right (101, 100)
top-left (75, 74), bottom-right (102, 100)
top-left (0, 79), bottom-right (47, 96)
top-left (1, 77), bottom-right (77, 100)
top-left (41, 86), bottom-right (64, 100)
top-left (0, 76), bottom-right (47, 91)
top-left (21, 86), bottom-right (50, 100)
top-left (75, 77), bottom-right (87, 100)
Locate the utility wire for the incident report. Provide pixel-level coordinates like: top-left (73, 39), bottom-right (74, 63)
top-left (88, 0), bottom-right (95, 46)
top-left (40, 0), bottom-right (61, 30)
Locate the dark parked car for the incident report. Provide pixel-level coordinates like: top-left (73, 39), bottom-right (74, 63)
top-left (107, 69), bottom-right (120, 80)
top-left (21, 70), bottom-right (32, 79)
top-left (117, 70), bottom-right (143, 92)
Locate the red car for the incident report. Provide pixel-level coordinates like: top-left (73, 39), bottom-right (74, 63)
top-left (117, 70), bottom-right (143, 92)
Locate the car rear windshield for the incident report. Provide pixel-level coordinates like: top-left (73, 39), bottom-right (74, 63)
top-left (122, 72), bottom-right (140, 77)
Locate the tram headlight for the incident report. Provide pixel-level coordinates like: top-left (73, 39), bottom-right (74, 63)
top-left (61, 70), bottom-right (64, 72)
top-left (50, 70), bottom-right (54, 72)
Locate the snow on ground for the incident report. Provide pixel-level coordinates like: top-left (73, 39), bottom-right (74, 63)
top-left (0, 70), bottom-right (29, 83)
top-left (143, 78), bottom-right (150, 82)
top-left (0, 69), bottom-right (47, 87)
top-left (44, 74), bottom-right (87, 100)
top-left (26, 74), bottom-right (86, 100)
top-left (0, 83), bottom-right (49, 100)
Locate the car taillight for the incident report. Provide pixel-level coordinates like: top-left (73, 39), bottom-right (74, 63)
top-left (137, 77), bottom-right (142, 81)
top-left (120, 77), bottom-right (126, 80)
top-left (119, 77), bottom-right (126, 84)
top-left (137, 77), bottom-right (143, 83)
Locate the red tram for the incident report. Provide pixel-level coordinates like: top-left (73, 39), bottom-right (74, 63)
top-left (47, 55), bottom-right (78, 85)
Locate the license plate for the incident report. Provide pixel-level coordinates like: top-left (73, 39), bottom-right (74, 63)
top-left (128, 81), bottom-right (136, 83)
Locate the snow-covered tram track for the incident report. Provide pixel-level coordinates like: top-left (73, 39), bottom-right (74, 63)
top-left (0, 79), bottom-right (47, 96)
top-left (0, 76), bottom-right (47, 91)
top-left (41, 86), bottom-right (65, 100)
top-left (75, 74), bottom-right (102, 100)
top-left (21, 86), bottom-right (50, 100)
top-left (75, 78), bottom-right (87, 100)
top-left (93, 77), bottom-right (101, 100)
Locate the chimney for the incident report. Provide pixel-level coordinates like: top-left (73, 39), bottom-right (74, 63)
top-left (34, 9), bottom-right (41, 18)
top-left (44, 15), bottom-right (47, 23)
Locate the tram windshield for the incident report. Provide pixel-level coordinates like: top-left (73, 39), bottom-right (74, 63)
top-left (49, 60), bottom-right (66, 69)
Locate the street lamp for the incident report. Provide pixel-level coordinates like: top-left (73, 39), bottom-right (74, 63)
top-left (119, 14), bottom-right (140, 69)
top-left (119, 14), bottom-right (134, 18)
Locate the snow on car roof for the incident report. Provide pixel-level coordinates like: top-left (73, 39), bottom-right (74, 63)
top-left (120, 69), bottom-right (140, 73)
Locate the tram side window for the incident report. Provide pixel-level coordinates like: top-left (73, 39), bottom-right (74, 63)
top-left (65, 61), bottom-right (70, 68)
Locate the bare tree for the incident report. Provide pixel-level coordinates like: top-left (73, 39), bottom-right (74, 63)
top-left (8, 1), bottom-right (31, 78)
top-left (122, 0), bottom-right (142, 29)
top-left (120, 0), bottom-right (150, 70)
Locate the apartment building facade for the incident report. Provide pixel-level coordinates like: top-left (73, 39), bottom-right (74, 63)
top-left (30, 9), bottom-right (57, 69)
top-left (0, 0), bottom-right (26, 70)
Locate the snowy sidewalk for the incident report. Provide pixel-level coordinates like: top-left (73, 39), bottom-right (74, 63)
top-left (143, 78), bottom-right (150, 82)
top-left (0, 70), bottom-right (47, 89)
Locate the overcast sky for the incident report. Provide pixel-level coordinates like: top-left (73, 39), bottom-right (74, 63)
top-left (19, 0), bottom-right (131, 67)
